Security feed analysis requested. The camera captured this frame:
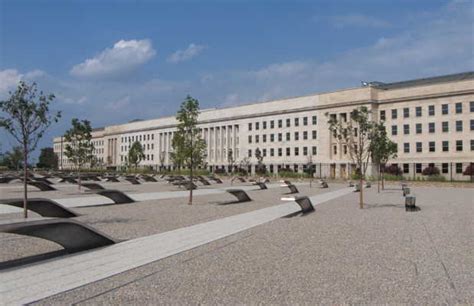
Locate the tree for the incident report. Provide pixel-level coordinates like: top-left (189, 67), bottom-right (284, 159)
top-left (64, 118), bottom-right (94, 190)
top-left (0, 81), bottom-right (61, 218)
top-left (369, 122), bottom-right (398, 192)
top-left (37, 147), bottom-right (58, 169)
top-left (159, 151), bottom-right (166, 171)
top-left (255, 147), bottom-right (265, 175)
top-left (171, 95), bottom-right (207, 205)
top-left (2, 146), bottom-right (24, 170)
top-left (227, 148), bottom-right (235, 173)
top-left (128, 141), bottom-right (145, 170)
top-left (327, 106), bottom-right (374, 209)
top-left (306, 154), bottom-right (315, 188)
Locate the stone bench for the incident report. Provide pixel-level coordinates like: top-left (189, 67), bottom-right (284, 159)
top-left (141, 175), bottom-right (157, 182)
top-left (281, 183), bottom-right (299, 194)
top-left (105, 176), bottom-right (120, 183)
top-left (405, 195), bottom-right (420, 212)
top-left (198, 178), bottom-right (211, 186)
top-left (0, 198), bottom-right (78, 218)
top-left (0, 177), bottom-right (17, 184)
top-left (254, 182), bottom-right (268, 190)
top-left (403, 187), bottom-right (411, 196)
top-left (209, 177), bottom-right (223, 184)
top-left (125, 177), bottom-right (141, 185)
top-left (27, 181), bottom-right (57, 191)
top-left (225, 189), bottom-right (252, 203)
top-left (80, 183), bottom-right (105, 190)
top-left (0, 218), bottom-right (117, 253)
top-left (294, 196), bottom-right (315, 214)
top-left (94, 189), bottom-right (135, 204)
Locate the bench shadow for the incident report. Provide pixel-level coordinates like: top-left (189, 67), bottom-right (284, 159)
top-left (364, 203), bottom-right (405, 209)
top-left (0, 249), bottom-right (68, 271)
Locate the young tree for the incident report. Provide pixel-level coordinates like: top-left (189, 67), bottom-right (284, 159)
top-left (128, 141), bottom-right (145, 171)
top-left (255, 147), bottom-right (265, 175)
top-left (64, 118), bottom-right (94, 190)
top-left (171, 95), bottom-right (207, 205)
top-left (370, 122), bottom-right (398, 192)
top-left (327, 106), bottom-right (374, 209)
top-left (0, 81), bottom-right (61, 218)
top-left (3, 146), bottom-right (24, 170)
top-left (37, 147), bottom-right (58, 169)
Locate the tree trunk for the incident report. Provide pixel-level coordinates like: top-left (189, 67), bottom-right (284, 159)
top-left (377, 165), bottom-right (380, 193)
top-left (23, 145), bottom-right (28, 219)
top-left (359, 176), bottom-right (364, 209)
top-left (188, 164), bottom-right (193, 205)
top-left (381, 168), bottom-right (385, 190)
top-left (78, 167), bottom-right (81, 191)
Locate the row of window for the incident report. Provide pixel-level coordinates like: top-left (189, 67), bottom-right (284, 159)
top-left (120, 142), bottom-right (155, 152)
top-left (248, 131), bottom-right (318, 143)
top-left (248, 146), bottom-right (318, 157)
top-left (121, 133), bottom-right (155, 143)
top-left (248, 116), bottom-right (318, 131)
top-left (400, 163), bottom-right (466, 174)
top-left (391, 119), bottom-right (474, 135)
top-left (121, 154), bottom-right (155, 162)
top-left (402, 140), bottom-right (473, 153)
top-left (381, 101), bottom-right (474, 120)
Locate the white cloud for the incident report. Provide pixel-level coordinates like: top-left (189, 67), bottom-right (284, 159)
top-left (321, 14), bottom-right (391, 29)
top-left (167, 43), bottom-right (206, 63)
top-left (70, 39), bottom-right (156, 78)
top-left (0, 69), bottom-right (47, 96)
top-left (106, 96), bottom-right (131, 110)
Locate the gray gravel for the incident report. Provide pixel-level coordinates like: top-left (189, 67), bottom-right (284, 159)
top-left (2, 183), bottom-right (473, 304)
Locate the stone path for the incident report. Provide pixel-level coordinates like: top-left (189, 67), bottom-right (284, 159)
top-left (0, 187), bottom-right (352, 305)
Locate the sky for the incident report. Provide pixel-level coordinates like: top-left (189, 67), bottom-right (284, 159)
top-left (0, 0), bottom-right (473, 160)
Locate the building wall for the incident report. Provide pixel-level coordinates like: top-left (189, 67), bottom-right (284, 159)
top-left (53, 74), bottom-right (474, 180)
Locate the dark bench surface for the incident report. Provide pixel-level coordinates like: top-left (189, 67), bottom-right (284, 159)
top-left (80, 183), bottom-right (105, 190)
top-left (94, 189), bottom-right (135, 204)
top-left (225, 189), bottom-right (252, 203)
top-left (0, 218), bottom-right (117, 253)
top-left (27, 181), bottom-right (57, 191)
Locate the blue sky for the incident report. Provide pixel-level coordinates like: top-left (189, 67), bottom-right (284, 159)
top-left (0, 0), bottom-right (473, 159)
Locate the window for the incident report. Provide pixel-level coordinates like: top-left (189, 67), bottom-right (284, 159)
top-left (471, 101), bottom-right (474, 112)
top-left (312, 146), bottom-right (317, 155)
top-left (380, 110), bottom-right (386, 121)
top-left (312, 115), bottom-right (317, 125)
top-left (416, 123), bottom-right (422, 134)
top-left (286, 132), bottom-right (290, 141)
top-left (392, 125), bottom-right (398, 136)
top-left (442, 163), bottom-right (449, 174)
top-left (333, 145), bottom-right (337, 155)
top-left (404, 143), bottom-right (410, 153)
top-left (263, 134), bottom-right (267, 143)
top-left (270, 120), bottom-right (274, 129)
top-left (270, 148), bottom-right (274, 156)
top-left (278, 120), bottom-right (282, 128)
top-left (248, 149), bottom-right (252, 157)
top-left (340, 113), bottom-right (347, 122)
top-left (248, 135), bottom-right (252, 143)
top-left (263, 121), bottom-right (267, 129)
top-left (286, 118), bottom-right (290, 127)
top-left (391, 109), bottom-right (397, 119)
top-left (294, 132), bottom-right (299, 141)
top-left (455, 102), bottom-right (462, 114)
top-left (456, 163), bottom-right (463, 174)
top-left (471, 119), bottom-right (474, 131)
top-left (442, 121), bottom-right (449, 132)
top-left (303, 117), bottom-right (308, 126)
top-left (248, 123), bottom-right (252, 131)
top-left (270, 134), bottom-right (275, 142)
top-left (429, 105), bottom-right (435, 116)
top-left (404, 124), bottom-right (410, 135)
top-left (312, 130), bottom-right (317, 139)
top-left (303, 131), bottom-right (308, 140)
top-left (278, 133), bottom-right (282, 141)
top-left (471, 139), bottom-right (474, 151)
top-left (403, 164), bottom-right (409, 174)
top-left (294, 118), bottom-right (299, 127)
top-left (294, 147), bottom-right (299, 156)
top-left (456, 120), bottom-right (463, 132)
top-left (255, 122), bottom-right (259, 130)
top-left (429, 141), bottom-right (435, 152)
top-left (442, 104), bottom-right (448, 115)
top-left (262, 149), bottom-right (267, 157)
top-left (343, 145), bottom-right (347, 155)
top-left (416, 163), bottom-right (422, 173)
top-left (403, 108), bottom-right (410, 118)
top-left (456, 140), bottom-right (463, 151)
top-left (416, 106), bottom-right (422, 117)
top-left (416, 142), bottom-right (422, 153)
top-left (442, 141), bottom-right (449, 152)
top-left (278, 148), bottom-right (282, 156)
top-left (286, 147), bottom-right (291, 156)
top-left (426, 123), bottom-right (434, 133)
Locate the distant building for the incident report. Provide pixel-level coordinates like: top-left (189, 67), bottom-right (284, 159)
top-left (54, 71), bottom-right (474, 180)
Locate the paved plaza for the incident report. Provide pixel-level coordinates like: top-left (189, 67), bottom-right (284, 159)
top-left (0, 179), bottom-right (473, 304)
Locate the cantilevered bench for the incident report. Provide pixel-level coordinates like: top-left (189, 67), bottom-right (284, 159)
top-left (94, 189), bottom-right (135, 204)
top-left (173, 181), bottom-right (197, 190)
top-left (281, 182), bottom-right (299, 194)
top-left (33, 177), bottom-right (54, 185)
top-left (80, 183), bottom-right (105, 190)
top-left (209, 177), bottom-right (223, 184)
top-left (224, 189), bottom-right (252, 204)
top-left (0, 177), bottom-right (17, 184)
top-left (254, 182), bottom-right (268, 190)
top-left (27, 181), bottom-right (57, 191)
top-left (105, 176), bottom-right (120, 183)
top-left (294, 196), bottom-right (315, 214)
top-left (141, 175), bottom-right (157, 182)
top-left (0, 218), bottom-right (117, 253)
top-left (198, 178), bottom-right (211, 185)
top-left (59, 177), bottom-right (78, 184)
top-left (319, 180), bottom-right (329, 188)
top-left (125, 177), bottom-right (141, 185)
top-left (0, 198), bottom-right (78, 218)
top-left (236, 177), bottom-right (246, 182)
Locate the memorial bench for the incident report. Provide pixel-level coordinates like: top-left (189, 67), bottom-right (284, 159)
top-left (0, 198), bottom-right (78, 218)
top-left (0, 218), bottom-right (117, 253)
top-left (80, 183), bottom-right (106, 190)
top-left (94, 189), bottom-right (135, 204)
top-left (223, 189), bottom-right (252, 204)
top-left (27, 181), bottom-right (57, 191)
top-left (254, 182), bottom-right (268, 190)
top-left (125, 177), bottom-right (141, 185)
